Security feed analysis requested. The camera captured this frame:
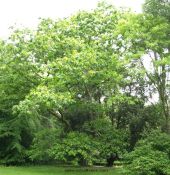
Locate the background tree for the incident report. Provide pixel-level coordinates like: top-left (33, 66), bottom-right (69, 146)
top-left (143, 0), bottom-right (170, 22)
top-left (118, 13), bottom-right (170, 133)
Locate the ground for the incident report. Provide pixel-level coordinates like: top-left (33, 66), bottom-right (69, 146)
top-left (0, 166), bottom-right (123, 175)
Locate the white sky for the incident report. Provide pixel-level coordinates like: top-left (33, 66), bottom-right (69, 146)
top-left (0, 0), bottom-right (144, 39)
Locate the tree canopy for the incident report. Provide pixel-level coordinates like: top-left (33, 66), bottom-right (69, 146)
top-left (0, 1), bottom-right (170, 173)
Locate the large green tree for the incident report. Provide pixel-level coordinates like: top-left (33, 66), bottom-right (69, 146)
top-left (0, 3), bottom-right (132, 164)
top-left (0, 1), bottom-right (168, 165)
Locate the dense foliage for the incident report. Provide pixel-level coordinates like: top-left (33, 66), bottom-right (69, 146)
top-left (0, 1), bottom-right (169, 174)
top-left (124, 130), bottom-right (170, 175)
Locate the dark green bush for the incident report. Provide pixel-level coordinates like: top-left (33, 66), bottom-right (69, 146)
top-left (28, 119), bottom-right (128, 166)
top-left (83, 118), bottom-right (129, 158)
top-left (28, 128), bottom-right (61, 163)
top-left (124, 130), bottom-right (170, 175)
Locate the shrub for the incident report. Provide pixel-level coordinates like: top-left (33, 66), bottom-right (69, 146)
top-left (124, 130), bottom-right (170, 175)
top-left (28, 128), bottom-right (61, 163)
top-left (50, 132), bottom-right (98, 166)
top-left (83, 118), bottom-right (129, 159)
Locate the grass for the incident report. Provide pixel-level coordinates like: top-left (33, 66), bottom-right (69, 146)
top-left (0, 166), bottom-right (124, 175)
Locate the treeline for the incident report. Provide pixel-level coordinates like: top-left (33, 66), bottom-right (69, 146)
top-left (0, 0), bottom-right (170, 174)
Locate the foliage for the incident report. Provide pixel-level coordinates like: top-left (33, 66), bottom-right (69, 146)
top-left (124, 130), bottom-right (170, 175)
top-left (83, 118), bottom-right (129, 158)
top-left (143, 0), bottom-right (170, 21)
top-left (28, 128), bottom-right (62, 163)
top-left (117, 12), bottom-right (170, 132)
top-left (50, 132), bottom-right (98, 166)
top-left (0, 0), bottom-right (170, 166)
top-left (0, 117), bottom-right (25, 165)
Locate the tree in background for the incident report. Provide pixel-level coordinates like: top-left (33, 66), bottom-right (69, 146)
top-left (143, 0), bottom-right (170, 22)
top-left (118, 12), bottom-right (170, 133)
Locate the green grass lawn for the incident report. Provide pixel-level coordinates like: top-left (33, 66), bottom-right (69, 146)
top-left (0, 166), bottom-right (123, 175)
